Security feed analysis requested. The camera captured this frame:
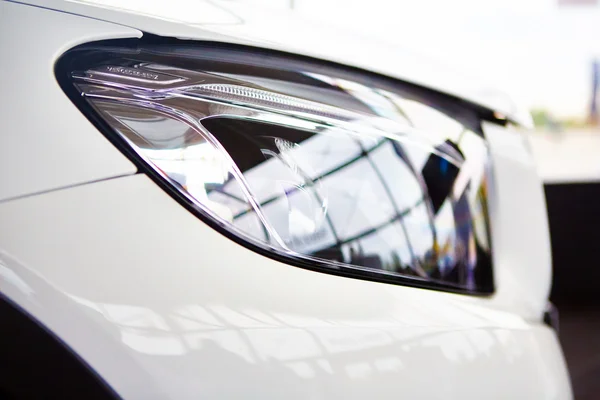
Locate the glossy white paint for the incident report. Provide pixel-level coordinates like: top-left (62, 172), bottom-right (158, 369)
top-left (0, 2), bottom-right (139, 202)
top-left (0, 1), bottom-right (571, 398)
top-left (12, 0), bottom-right (532, 127)
top-left (0, 174), bottom-right (571, 399)
top-left (483, 122), bottom-right (553, 321)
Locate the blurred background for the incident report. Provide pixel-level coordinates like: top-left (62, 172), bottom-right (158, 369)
top-left (235, 0), bottom-right (600, 397)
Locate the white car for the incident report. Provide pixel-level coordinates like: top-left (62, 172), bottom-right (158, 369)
top-left (0, 1), bottom-right (572, 399)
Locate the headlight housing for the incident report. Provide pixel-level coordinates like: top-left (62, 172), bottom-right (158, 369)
top-left (56, 40), bottom-right (494, 294)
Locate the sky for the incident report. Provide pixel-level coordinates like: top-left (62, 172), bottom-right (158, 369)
top-left (243, 0), bottom-right (600, 118)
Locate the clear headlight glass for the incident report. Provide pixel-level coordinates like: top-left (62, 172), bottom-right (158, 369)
top-left (57, 42), bottom-right (493, 294)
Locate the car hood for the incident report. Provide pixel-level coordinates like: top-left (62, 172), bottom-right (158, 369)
top-left (13, 0), bottom-right (531, 126)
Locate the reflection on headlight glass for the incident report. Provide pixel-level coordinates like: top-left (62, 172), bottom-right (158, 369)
top-left (65, 46), bottom-right (493, 293)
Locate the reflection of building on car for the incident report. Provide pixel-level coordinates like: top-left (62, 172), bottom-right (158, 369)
top-left (202, 117), bottom-right (489, 291)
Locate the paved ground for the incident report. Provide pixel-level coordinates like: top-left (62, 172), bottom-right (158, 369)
top-left (528, 129), bottom-right (600, 184)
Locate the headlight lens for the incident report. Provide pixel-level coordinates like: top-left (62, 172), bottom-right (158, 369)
top-left (57, 41), bottom-right (493, 294)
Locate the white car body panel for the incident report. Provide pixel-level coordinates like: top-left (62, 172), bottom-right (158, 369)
top-left (0, 1), bottom-right (571, 399)
top-left (483, 122), bottom-right (552, 320)
top-left (0, 1), bottom-right (139, 202)
top-left (0, 174), bottom-right (571, 400)
top-left (11, 0), bottom-right (532, 127)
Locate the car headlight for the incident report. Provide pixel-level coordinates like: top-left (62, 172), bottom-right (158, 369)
top-left (56, 40), bottom-right (494, 294)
